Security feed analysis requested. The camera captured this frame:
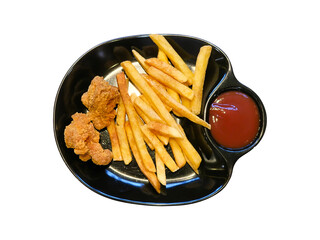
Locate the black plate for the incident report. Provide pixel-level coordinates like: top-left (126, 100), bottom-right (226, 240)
top-left (54, 34), bottom-right (267, 205)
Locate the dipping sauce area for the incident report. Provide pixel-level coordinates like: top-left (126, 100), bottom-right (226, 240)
top-left (209, 91), bottom-right (260, 149)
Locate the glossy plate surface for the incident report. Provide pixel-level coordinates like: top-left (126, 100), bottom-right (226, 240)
top-left (54, 34), bottom-right (266, 205)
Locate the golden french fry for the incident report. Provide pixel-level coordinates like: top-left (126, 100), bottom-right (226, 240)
top-left (155, 152), bottom-right (166, 186)
top-left (133, 101), bottom-right (150, 123)
top-left (130, 92), bottom-right (138, 102)
top-left (138, 88), bottom-right (170, 145)
top-left (106, 120), bottom-right (123, 161)
top-left (116, 97), bottom-right (126, 126)
top-left (133, 94), bottom-right (164, 123)
top-left (144, 75), bottom-right (211, 129)
top-left (167, 90), bottom-right (181, 116)
top-left (169, 139), bottom-right (186, 168)
top-left (146, 66), bottom-right (194, 100)
top-left (149, 34), bottom-right (194, 85)
top-left (166, 88), bottom-right (180, 104)
top-left (191, 45), bottom-right (212, 115)
top-left (147, 121), bottom-right (183, 139)
top-left (180, 95), bottom-right (191, 110)
top-left (157, 48), bottom-right (181, 116)
top-left (184, 153), bottom-right (199, 174)
top-left (115, 90), bottom-right (131, 164)
top-left (179, 137), bottom-right (202, 169)
top-left (145, 58), bottom-right (188, 83)
top-left (132, 49), bottom-right (149, 72)
top-left (131, 96), bottom-right (168, 146)
top-left (176, 122), bottom-right (186, 137)
top-left (136, 116), bottom-right (155, 150)
top-left (140, 125), bottom-right (179, 172)
top-left (131, 93), bottom-right (157, 149)
top-left (156, 134), bottom-right (169, 146)
top-left (116, 72), bottom-right (156, 172)
top-left (121, 61), bottom-right (202, 170)
top-left (157, 49), bottom-right (169, 63)
top-left (125, 121), bottom-right (161, 193)
top-left (140, 87), bottom-right (172, 113)
top-left (115, 123), bottom-right (132, 165)
top-left (134, 101), bottom-right (169, 146)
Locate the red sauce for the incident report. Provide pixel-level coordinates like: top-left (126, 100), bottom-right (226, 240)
top-left (209, 91), bottom-right (260, 149)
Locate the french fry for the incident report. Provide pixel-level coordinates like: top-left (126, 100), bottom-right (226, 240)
top-left (132, 49), bottom-right (149, 72)
top-left (115, 90), bottom-right (131, 165)
top-left (166, 88), bottom-right (181, 117)
top-left (115, 124), bottom-right (132, 165)
top-left (140, 88), bottom-right (172, 113)
top-left (131, 95), bottom-right (167, 146)
top-left (129, 92), bottom-right (138, 105)
top-left (169, 139), bottom-right (186, 168)
top-left (136, 116), bottom-right (155, 150)
top-left (146, 66), bottom-right (194, 101)
top-left (191, 45), bottom-right (212, 115)
top-left (157, 49), bottom-right (169, 63)
top-left (144, 75), bottom-right (211, 129)
top-left (125, 121), bottom-right (161, 193)
top-left (133, 99), bottom-right (169, 146)
top-left (179, 137), bottom-right (202, 169)
top-left (180, 95), bottom-right (191, 110)
top-left (156, 134), bottom-right (169, 146)
top-left (184, 153), bottom-right (199, 175)
top-left (128, 93), bottom-right (156, 151)
top-left (140, 125), bottom-right (179, 172)
top-left (155, 152), bottom-right (166, 186)
top-left (116, 96), bottom-right (126, 126)
top-left (145, 58), bottom-right (188, 83)
top-left (106, 120), bottom-right (123, 161)
top-left (176, 122), bottom-right (186, 137)
top-left (121, 61), bottom-right (186, 131)
top-left (121, 61), bottom-right (202, 170)
top-left (132, 94), bottom-right (164, 124)
top-left (150, 34), bottom-right (194, 85)
top-left (147, 121), bottom-right (183, 139)
top-left (157, 49), bottom-right (181, 116)
top-left (116, 72), bottom-right (156, 172)
top-left (133, 101), bottom-right (150, 123)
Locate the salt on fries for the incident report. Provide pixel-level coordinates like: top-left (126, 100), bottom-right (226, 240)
top-left (107, 35), bottom-right (212, 193)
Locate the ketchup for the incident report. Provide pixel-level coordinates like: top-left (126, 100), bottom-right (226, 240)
top-left (209, 91), bottom-right (260, 149)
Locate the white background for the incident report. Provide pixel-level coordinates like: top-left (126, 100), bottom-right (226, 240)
top-left (1, 0), bottom-right (319, 239)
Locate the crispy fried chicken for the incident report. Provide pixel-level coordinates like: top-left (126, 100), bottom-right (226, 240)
top-left (81, 76), bottom-right (120, 130)
top-left (64, 113), bottom-right (113, 165)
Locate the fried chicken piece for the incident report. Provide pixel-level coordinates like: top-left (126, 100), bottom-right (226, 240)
top-left (81, 76), bottom-right (120, 130)
top-left (64, 113), bottom-right (113, 165)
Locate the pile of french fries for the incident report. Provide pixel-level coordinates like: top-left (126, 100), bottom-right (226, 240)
top-left (107, 34), bottom-right (212, 193)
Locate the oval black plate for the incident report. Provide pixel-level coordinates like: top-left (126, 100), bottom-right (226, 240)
top-left (54, 34), bottom-right (267, 205)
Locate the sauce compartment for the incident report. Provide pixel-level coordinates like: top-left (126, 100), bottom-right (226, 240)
top-left (202, 54), bottom-right (267, 168)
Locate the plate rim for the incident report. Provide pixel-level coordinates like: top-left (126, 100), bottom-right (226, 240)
top-left (53, 34), bottom-right (252, 205)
